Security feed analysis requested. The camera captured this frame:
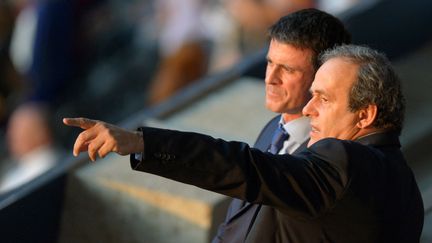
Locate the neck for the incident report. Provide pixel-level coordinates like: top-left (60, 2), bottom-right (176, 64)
top-left (352, 127), bottom-right (385, 141)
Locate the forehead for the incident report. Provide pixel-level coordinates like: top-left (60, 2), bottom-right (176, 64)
top-left (311, 57), bottom-right (359, 96)
top-left (267, 40), bottom-right (314, 65)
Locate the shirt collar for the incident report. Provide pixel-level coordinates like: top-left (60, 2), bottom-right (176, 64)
top-left (279, 116), bottom-right (311, 144)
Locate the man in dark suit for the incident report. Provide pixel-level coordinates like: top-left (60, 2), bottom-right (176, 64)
top-left (64, 44), bottom-right (423, 242)
top-left (211, 8), bottom-right (351, 242)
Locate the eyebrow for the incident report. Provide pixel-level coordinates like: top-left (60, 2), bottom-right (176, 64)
top-left (310, 88), bottom-right (326, 96)
top-left (266, 56), bottom-right (274, 63)
top-left (266, 57), bottom-right (303, 71)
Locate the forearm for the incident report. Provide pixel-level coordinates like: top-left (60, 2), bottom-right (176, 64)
top-left (131, 127), bottom-right (249, 196)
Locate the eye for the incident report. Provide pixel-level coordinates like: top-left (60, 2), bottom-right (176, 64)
top-left (320, 96), bottom-right (329, 103)
top-left (282, 66), bottom-right (295, 73)
top-left (283, 66), bottom-right (295, 73)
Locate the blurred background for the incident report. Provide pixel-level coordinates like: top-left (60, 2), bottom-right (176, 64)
top-left (0, 0), bottom-right (431, 242)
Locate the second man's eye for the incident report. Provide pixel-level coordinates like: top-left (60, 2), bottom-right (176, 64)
top-left (283, 66), bottom-right (295, 73)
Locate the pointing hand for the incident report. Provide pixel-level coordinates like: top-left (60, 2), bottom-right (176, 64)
top-left (63, 117), bottom-right (144, 161)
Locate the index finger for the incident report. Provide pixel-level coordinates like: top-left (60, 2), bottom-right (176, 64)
top-left (63, 117), bottom-right (98, 130)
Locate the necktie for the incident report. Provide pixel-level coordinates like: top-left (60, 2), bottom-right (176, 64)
top-left (268, 125), bottom-right (289, 154)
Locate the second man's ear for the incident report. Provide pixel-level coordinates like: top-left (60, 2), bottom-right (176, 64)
top-left (356, 104), bottom-right (378, 128)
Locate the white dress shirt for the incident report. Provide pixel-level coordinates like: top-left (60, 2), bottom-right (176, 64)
top-left (278, 116), bottom-right (310, 154)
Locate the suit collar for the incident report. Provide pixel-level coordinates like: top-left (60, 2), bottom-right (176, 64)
top-left (355, 131), bottom-right (401, 147)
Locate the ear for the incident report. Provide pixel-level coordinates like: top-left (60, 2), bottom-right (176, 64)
top-left (356, 104), bottom-right (378, 128)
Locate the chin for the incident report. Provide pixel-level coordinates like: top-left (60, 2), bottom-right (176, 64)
top-left (265, 103), bottom-right (278, 112)
top-left (266, 102), bottom-right (284, 113)
top-left (269, 106), bottom-right (284, 114)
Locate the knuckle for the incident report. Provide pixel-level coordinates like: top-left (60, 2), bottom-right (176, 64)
top-left (88, 144), bottom-right (96, 153)
top-left (107, 137), bottom-right (116, 147)
top-left (78, 131), bottom-right (88, 141)
top-left (108, 141), bottom-right (115, 148)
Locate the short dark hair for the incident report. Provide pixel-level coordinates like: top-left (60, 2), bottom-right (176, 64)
top-left (320, 44), bottom-right (405, 133)
top-left (268, 8), bottom-right (351, 69)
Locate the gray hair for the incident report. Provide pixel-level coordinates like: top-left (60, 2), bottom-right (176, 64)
top-left (319, 45), bottom-right (405, 133)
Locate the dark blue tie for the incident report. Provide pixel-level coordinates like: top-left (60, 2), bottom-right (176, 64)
top-left (268, 125), bottom-right (289, 154)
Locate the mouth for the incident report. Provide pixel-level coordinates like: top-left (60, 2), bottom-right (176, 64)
top-left (310, 125), bottom-right (319, 135)
top-left (307, 125), bottom-right (320, 146)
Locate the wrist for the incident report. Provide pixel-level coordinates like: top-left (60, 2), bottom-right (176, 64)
top-left (134, 130), bottom-right (144, 153)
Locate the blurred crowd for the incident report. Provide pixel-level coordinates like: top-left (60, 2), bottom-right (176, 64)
top-left (0, 0), bottom-right (357, 194)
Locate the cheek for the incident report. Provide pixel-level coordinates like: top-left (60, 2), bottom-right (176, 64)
top-left (317, 108), bottom-right (337, 131)
top-left (285, 78), bottom-right (311, 96)
top-left (331, 114), bottom-right (358, 135)
top-left (279, 83), bottom-right (296, 99)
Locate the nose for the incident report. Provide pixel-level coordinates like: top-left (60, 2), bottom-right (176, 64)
top-left (265, 65), bottom-right (281, 85)
top-left (302, 96), bottom-right (317, 117)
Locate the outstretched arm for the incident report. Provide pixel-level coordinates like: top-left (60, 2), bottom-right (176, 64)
top-left (131, 127), bottom-right (349, 218)
top-left (63, 118), bottom-right (144, 161)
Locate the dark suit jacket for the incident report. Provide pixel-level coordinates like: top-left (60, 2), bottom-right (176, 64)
top-left (130, 127), bottom-right (424, 243)
top-left (212, 115), bottom-right (308, 243)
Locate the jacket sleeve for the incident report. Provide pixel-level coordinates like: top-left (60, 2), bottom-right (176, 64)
top-left (130, 127), bottom-right (351, 218)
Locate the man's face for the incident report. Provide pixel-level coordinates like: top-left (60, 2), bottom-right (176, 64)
top-left (303, 57), bottom-right (362, 146)
top-left (265, 40), bottom-right (315, 119)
